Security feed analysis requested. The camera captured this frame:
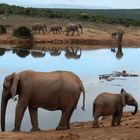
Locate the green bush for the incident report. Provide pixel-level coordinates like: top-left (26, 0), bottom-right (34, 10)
top-left (0, 25), bottom-right (6, 34)
top-left (13, 26), bottom-right (33, 39)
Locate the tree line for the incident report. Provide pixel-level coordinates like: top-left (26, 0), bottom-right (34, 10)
top-left (0, 3), bottom-right (140, 27)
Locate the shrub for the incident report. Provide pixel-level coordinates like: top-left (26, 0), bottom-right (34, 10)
top-left (13, 26), bottom-right (33, 39)
top-left (0, 25), bottom-right (6, 34)
top-left (79, 12), bottom-right (90, 20)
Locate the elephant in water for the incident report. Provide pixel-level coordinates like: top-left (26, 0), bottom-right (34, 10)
top-left (32, 23), bottom-right (47, 34)
top-left (92, 89), bottom-right (138, 128)
top-left (49, 24), bottom-right (62, 34)
top-left (65, 46), bottom-right (82, 59)
top-left (66, 23), bottom-right (83, 36)
top-left (1, 70), bottom-right (85, 132)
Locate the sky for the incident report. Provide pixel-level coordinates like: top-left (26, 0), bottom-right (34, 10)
top-left (0, 0), bottom-right (140, 9)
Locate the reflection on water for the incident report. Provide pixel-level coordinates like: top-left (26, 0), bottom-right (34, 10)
top-left (0, 45), bottom-right (140, 131)
top-left (0, 46), bottom-right (82, 59)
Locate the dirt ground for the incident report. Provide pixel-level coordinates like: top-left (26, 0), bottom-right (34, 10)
top-left (0, 111), bottom-right (140, 140)
top-left (0, 26), bottom-right (140, 48)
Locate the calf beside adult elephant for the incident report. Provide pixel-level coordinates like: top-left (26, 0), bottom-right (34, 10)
top-left (66, 23), bottom-right (83, 36)
top-left (1, 70), bottom-right (85, 132)
top-left (92, 89), bottom-right (138, 128)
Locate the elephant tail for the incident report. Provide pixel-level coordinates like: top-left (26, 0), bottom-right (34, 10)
top-left (80, 83), bottom-right (85, 111)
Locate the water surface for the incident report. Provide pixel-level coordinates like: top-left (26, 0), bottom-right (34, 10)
top-left (0, 46), bottom-right (140, 131)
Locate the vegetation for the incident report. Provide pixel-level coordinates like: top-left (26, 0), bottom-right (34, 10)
top-left (13, 26), bottom-right (33, 39)
top-left (0, 25), bottom-right (6, 34)
top-left (0, 3), bottom-right (140, 27)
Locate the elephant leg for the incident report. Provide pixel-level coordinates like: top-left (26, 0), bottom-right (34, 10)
top-left (28, 106), bottom-right (40, 131)
top-left (66, 109), bottom-right (75, 129)
top-left (72, 31), bottom-right (75, 36)
top-left (116, 113), bottom-right (122, 126)
top-left (92, 115), bottom-right (99, 128)
top-left (76, 30), bottom-right (79, 36)
top-left (111, 114), bottom-right (117, 126)
top-left (13, 100), bottom-right (28, 131)
top-left (56, 109), bottom-right (71, 130)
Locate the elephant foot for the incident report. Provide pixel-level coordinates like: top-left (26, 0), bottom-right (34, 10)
top-left (56, 125), bottom-right (69, 130)
top-left (12, 128), bottom-right (20, 132)
top-left (92, 122), bottom-right (99, 128)
top-left (30, 127), bottom-right (41, 132)
top-left (92, 125), bottom-right (99, 128)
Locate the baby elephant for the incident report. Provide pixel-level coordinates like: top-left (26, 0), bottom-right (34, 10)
top-left (92, 89), bottom-right (138, 128)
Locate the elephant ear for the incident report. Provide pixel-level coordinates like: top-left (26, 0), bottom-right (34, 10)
top-left (10, 72), bottom-right (19, 100)
top-left (121, 88), bottom-right (126, 107)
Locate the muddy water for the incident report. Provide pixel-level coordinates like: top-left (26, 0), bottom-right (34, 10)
top-left (0, 46), bottom-right (140, 131)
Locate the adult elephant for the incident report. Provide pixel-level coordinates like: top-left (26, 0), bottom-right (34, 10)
top-left (32, 23), bottom-right (47, 34)
top-left (66, 23), bottom-right (83, 36)
top-left (1, 70), bottom-right (85, 132)
top-left (92, 89), bottom-right (138, 128)
top-left (49, 24), bottom-right (62, 34)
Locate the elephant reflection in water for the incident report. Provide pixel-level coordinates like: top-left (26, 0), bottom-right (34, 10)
top-left (12, 48), bottom-right (30, 58)
top-left (0, 48), bottom-right (6, 56)
top-left (31, 50), bottom-right (46, 58)
top-left (111, 28), bottom-right (124, 59)
top-left (49, 48), bottom-right (61, 56)
top-left (65, 46), bottom-right (82, 59)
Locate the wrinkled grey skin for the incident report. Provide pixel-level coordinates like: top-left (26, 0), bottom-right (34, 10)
top-left (92, 89), bottom-right (138, 128)
top-left (32, 23), bottom-right (47, 34)
top-left (49, 24), bottom-right (62, 34)
top-left (1, 70), bottom-right (85, 132)
top-left (65, 47), bottom-right (82, 59)
top-left (66, 23), bottom-right (83, 36)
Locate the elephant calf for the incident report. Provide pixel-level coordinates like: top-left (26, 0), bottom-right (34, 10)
top-left (92, 89), bottom-right (138, 128)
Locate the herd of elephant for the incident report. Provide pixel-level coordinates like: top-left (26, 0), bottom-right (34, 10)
top-left (1, 70), bottom-right (138, 132)
top-left (31, 23), bottom-right (83, 36)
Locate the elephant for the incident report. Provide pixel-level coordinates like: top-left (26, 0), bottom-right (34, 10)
top-left (111, 32), bottom-right (118, 38)
top-left (65, 46), bottom-right (82, 59)
top-left (1, 70), bottom-right (85, 132)
top-left (31, 23), bottom-right (47, 34)
top-left (66, 23), bottom-right (83, 36)
top-left (49, 24), bottom-right (62, 34)
top-left (92, 89), bottom-right (138, 128)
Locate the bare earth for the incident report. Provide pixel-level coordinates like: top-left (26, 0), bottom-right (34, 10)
top-left (0, 111), bottom-right (140, 140)
top-left (0, 26), bottom-right (140, 139)
top-left (0, 27), bottom-right (140, 48)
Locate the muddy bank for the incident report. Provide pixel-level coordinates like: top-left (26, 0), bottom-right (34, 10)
top-left (0, 111), bottom-right (140, 140)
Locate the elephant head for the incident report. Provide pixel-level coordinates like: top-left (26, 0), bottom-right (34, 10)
top-left (1, 73), bottom-right (19, 131)
top-left (121, 89), bottom-right (138, 115)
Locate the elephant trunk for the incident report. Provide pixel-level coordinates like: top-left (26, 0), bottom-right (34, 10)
top-left (131, 101), bottom-right (138, 115)
top-left (1, 92), bottom-right (10, 131)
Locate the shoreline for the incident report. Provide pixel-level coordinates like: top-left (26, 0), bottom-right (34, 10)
top-left (0, 111), bottom-right (140, 140)
top-left (0, 27), bottom-right (140, 49)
